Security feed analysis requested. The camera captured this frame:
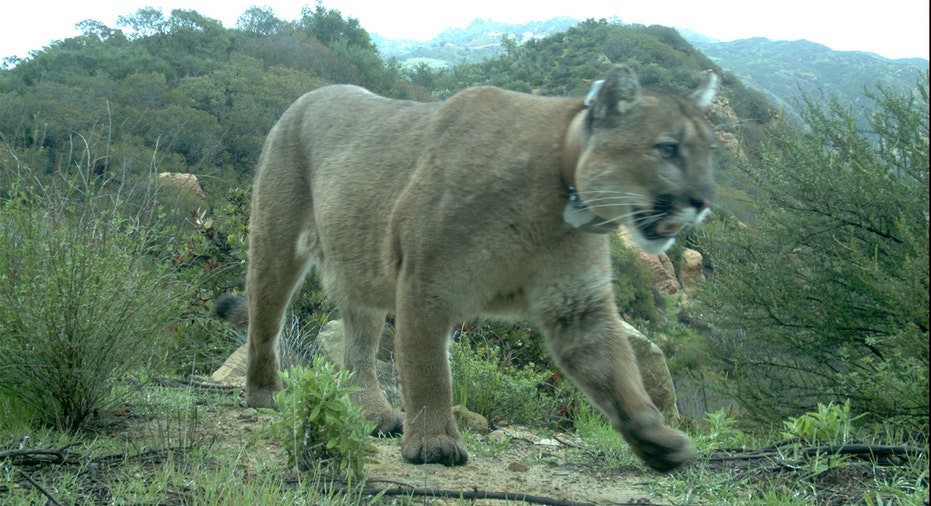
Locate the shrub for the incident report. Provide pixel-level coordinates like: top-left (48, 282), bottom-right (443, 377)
top-left (0, 184), bottom-right (189, 432)
top-left (698, 79), bottom-right (929, 428)
top-left (450, 335), bottom-right (562, 428)
top-left (609, 233), bottom-right (660, 323)
top-left (265, 358), bottom-right (375, 481)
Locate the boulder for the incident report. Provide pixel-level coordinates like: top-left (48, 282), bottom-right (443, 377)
top-left (316, 320), bottom-right (346, 366)
top-left (211, 343), bottom-right (248, 386)
top-left (209, 320), bottom-right (401, 404)
top-left (157, 172), bottom-right (206, 199)
top-left (617, 228), bottom-right (680, 295)
top-left (621, 320), bottom-right (681, 422)
top-left (677, 248), bottom-right (706, 295)
top-left (641, 252), bottom-right (680, 296)
top-left (706, 94), bottom-right (748, 161)
top-left (452, 405), bottom-right (490, 434)
top-left (316, 320), bottom-right (401, 406)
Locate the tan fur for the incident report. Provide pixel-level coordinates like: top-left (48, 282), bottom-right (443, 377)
top-left (214, 65), bottom-right (717, 471)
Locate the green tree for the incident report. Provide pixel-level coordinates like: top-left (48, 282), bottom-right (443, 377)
top-left (236, 6), bottom-right (284, 37)
top-left (699, 78), bottom-right (929, 428)
top-left (298, 4), bottom-right (374, 51)
top-left (117, 7), bottom-right (168, 39)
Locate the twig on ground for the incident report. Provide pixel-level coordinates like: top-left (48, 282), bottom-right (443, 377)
top-left (325, 480), bottom-right (663, 506)
top-left (18, 471), bottom-right (64, 506)
top-left (707, 443), bottom-right (924, 464)
top-left (756, 437), bottom-right (802, 451)
top-left (155, 377), bottom-right (243, 392)
top-left (0, 442), bottom-right (83, 465)
top-left (1, 444), bottom-right (185, 469)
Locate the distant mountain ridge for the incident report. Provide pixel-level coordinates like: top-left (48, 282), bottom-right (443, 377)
top-left (372, 17), bottom-right (579, 67)
top-left (372, 18), bottom-right (928, 115)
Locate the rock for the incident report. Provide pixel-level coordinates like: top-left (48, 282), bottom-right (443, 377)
top-left (210, 319), bottom-right (403, 405)
top-left (621, 320), bottom-right (681, 422)
top-left (706, 95), bottom-right (748, 161)
top-left (210, 343), bottom-right (247, 386)
top-left (677, 248), bottom-right (706, 295)
top-left (643, 252), bottom-right (680, 296)
top-left (238, 408), bottom-right (259, 421)
top-left (617, 228), bottom-right (680, 296)
top-left (488, 426), bottom-right (537, 443)
top-left (316, 320), bottom-right (346, 365)
top-left (452, 405), bottom-right (490, 434)
top-left (157, 172), bottom-right (206, 199)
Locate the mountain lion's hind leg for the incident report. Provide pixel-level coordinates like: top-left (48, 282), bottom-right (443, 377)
top-left (340, 305), bottom-right (404, 435)
top-left (241, 189), bottom-right (314, 409)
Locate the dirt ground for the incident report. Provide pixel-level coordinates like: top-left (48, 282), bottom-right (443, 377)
top-left (192, 401), bottom-right (675, 505)
top-left (363, 428), bottom-right (666, 505)
top-left (6, 385), bottom-right (918, 505)
top-left (170, 393), bottom-right (919, 506)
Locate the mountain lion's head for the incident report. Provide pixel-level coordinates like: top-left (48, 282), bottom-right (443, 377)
top-left (563, 66), bottom-right (718, 254)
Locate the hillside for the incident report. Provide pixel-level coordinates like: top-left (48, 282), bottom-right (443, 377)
top-left (373, 18), bottom-right (928, 119)
top-left (681, 35), bottom-right (928, 118)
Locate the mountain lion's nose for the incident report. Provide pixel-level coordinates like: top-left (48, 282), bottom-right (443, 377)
top-left (689, 197), bottom-right (711, 211)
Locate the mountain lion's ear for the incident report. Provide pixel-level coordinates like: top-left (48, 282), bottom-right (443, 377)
top-left (687, 70), bottom-right (718, 111)
top-left (590, 64), bottom-right (642, 119)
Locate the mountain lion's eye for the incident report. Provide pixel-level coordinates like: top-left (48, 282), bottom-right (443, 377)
top-left (655, 143), bottom-right (678, 159)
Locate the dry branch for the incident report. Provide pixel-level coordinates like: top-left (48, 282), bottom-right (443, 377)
top-left (707, 443), bottom-right (924, 464)
top-left (324, 480), bottom-right (664, 506)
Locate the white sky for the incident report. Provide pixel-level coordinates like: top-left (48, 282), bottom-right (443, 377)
top-left (1, 0), bottom-right (929, 62)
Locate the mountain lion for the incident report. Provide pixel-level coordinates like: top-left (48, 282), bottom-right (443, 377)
top-left (213, 64), bottom-right (718, 472)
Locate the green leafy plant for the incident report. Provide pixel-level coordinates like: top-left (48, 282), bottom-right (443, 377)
top-left (264, 357), bottom-right (376, 481)
top-left (571, 406), bottom-right (639, 468)
top-left (781, 400), bottom-right (865, 445)
top-left (699, 409), bottom-right (749, 449)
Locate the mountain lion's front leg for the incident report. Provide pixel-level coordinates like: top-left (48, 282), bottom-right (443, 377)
top-left (534, 284), bottom-right (694, 472)
top-left (393, 288), bottom-right (468, 466)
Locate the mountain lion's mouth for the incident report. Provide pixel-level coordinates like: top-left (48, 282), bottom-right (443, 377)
top-left (632, 206), bottom-right (681, 241)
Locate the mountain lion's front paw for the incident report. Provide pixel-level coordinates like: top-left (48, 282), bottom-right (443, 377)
top-left (626, 425), bottom-right (695, 473)
top-left (400, 434), bottom-right (469, 466)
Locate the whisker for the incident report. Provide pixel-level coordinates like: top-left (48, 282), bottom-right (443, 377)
top-left (636, 212), bottom-right (668, 226)
top-left (597, 210), bottom-right (642, 225)
top-left (576, 189), bottom-right (643, 196)
top-left (576, 191), bottom-right (644, 201)
top-left (583, 203), bottom-right (647, 217)
top-left (590, 215), bottom-right (622, 228)
top-left (572, 188), bottom-right (682, 231)
top-left (575, 188), bottom-right (641, 194)
top-left (578, 194), bottom-right (649, 207)
top-left (580, 196), bottom-right (645, 206)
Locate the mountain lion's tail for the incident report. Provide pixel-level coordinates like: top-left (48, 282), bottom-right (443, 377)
top-left (211, 294), bottom-right (249, 330)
